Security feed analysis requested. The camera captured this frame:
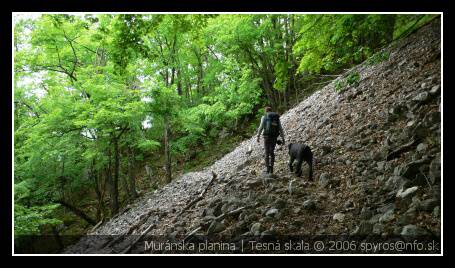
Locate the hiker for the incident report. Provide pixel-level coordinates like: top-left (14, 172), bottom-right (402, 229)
top-left (256, 106), bottom-right (285, 174)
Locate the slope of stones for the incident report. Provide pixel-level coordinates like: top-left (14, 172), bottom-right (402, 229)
top-left (65, 18), bottom-right (441, 253)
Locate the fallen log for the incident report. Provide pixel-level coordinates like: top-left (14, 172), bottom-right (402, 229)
top-left (104, 210), bottom-right (157, 248)
top-left (214, 205), bottom-right (249, 222)
top-left (183, 226), bottom-right (202, 242)
top-left (120, 223), bottom-right (155, 254)
top-left (386, 138), bottom-right (419, 161)
top-left (55, 199), bottom-right (96, 226)
top-left (89, 220), bottom-right (104, 233)
top-left (176, 171), bottom-right (217, 218)
top-left (183, 205), bottom-right (250, 242)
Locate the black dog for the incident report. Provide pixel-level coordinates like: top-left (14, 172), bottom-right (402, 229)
top-left (288, 143), bottom-right (313, 180)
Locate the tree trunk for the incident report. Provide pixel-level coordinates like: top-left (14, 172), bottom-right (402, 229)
top-left (107, 145), bottom-right (119, 216)
top-left (384, 14), bottom-right (397, 43)
top-left (127, 149), bottom-right (138, 199)
top-left (176, 69), bottom-right (183, 96)
top-left (93, 169), bottom-right (105, 222)
top-left (56, 199), bottom-right (96, 226)
top-left (164, 115), bottom-right (172, 183)
top-left (121, 171), bottom-right (131, 201)
top-left (171, 67), bottom-right (175, 86)
top-left (51, 226), bottom-right (64, 252)
top-left (113, 139), bottom-right (120, 214)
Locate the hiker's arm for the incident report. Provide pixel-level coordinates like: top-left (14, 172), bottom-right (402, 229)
top-left (256, 116), bottom-right (264, 140)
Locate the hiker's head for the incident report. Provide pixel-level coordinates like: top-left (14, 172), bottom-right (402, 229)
top-left (265, 106), bottom-right (272, 113)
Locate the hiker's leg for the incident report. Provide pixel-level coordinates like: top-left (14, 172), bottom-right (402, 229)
top-left (264, 137), bottom-right (270, 171)
top-left (270, 137), bottom-right (277, 172)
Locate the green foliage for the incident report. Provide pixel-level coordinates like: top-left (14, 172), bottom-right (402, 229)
top-left (346, 72), bottom-right (360, 86)
top-left (14, 203), bottom-right (63, 237)
top-left (335, 79), bottom-right (345, 92)
top-left (366, 51), bottom-right (390, 65)
top-left (335, 71), bottom-right (360, 92)
top-left (393, 14), bottom-right (438, 40)
top-left (294, 15), bottom-right (397, 74)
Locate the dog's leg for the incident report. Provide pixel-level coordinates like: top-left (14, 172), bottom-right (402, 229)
top-left (307, 159), bottom-right (313, 181)
top-left (307, 150), bottom-right (313, 181)
top-left (296, 158), bottom-right (303, 177)
top-left (289, 155), bottom-right (295, 172)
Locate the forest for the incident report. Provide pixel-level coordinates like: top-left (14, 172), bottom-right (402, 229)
top-left (13, 14), bottom-right (438, 250)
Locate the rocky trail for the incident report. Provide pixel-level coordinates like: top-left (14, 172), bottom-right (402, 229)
top-left (65, 18), bottom-right (441, 254)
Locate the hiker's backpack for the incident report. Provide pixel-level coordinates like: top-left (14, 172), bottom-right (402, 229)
top-left (264, 112), bottom-right (280, 137)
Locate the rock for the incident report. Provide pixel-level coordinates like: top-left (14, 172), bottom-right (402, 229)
top-left (208, 198), bottom-right (222, 208)
top-left (412, 91), bottom-right (429, 104)
top-left (360, 207), bottom-right (374, 220)
top-left (250, 223), bottom-right (262, 236)
top-left (424, 111), bottom-right (440, 127)
top-left (420, 82), bottom-right (429, 90)
top-left (321, 145), bottom-right (332, 156)
top-left (303, 199), bottom-right (317, 210)
top-left (368, 214), bottom-right (381, 224)
top-left (319, 173), bottom-right (331, 188)
top-left (333, 213), bottom-right (345, 222)
top-left (384, 176), bottom-right (407, 192)
top-left (264, 173), bottom-right (278, 180)
top-left (352, 221), bottom-right (373, 235)
top-left (410, 173), bottom-right (428, 187)
top-left (396, 186), bottom-right (419, 199)
top-left (416, 143), bottom-right (428, 152)
top-left (393, 226), bottom-right (403, 236)
top-left (377, 161), bottom-right (386, 172)
top-left (429, 85), bottom-right (440, 95)
top-left (418, 198), bottom-right (439, 212)
top-left (407, 196), bottom-right (421, 210)
top-left (167, 230), bottom-right (179, 240)
top-left (432, 206), bottom-right (440, 218)
top-left (394, 161), bottom-right (424, 179)
top-left (371, 150), bottom-right (385, 161)
top-left (246, 179), bottom-right (262, 189)
top-left (260, 230), bottom-right (276, 240)
top-left (388, 104), bottom-right (406, 117)
top-left (429, 155), bottom-right (441, 185)
top-left (378, 203), bottom-right (395, 213)
top-left (397, 211), bottom-right (415, 226)
top-left (231, 220), bottom-right (248, 236)
top-left (207, 220), bottom-right (226, 234)
top-left (346, 142), bottom-right (356, 150)
top-left (204, 200), bottom-right (223, 217)
top-left (401, 224), bottom-right (428, 236)
top-left (288, 179), bottom-right (297, 195)
top-left (412, 122), bottom-right (431, 139)
top-left (373, 223), bottom-right (384, 235)
top-left (265, 208), bottom-right (279, 218)
top-left (379, 209), bottom-right (395, 223)
top-left (273, 198), bottom-right (287, 209)
top-left (344, 200), bottom-right (354, 209)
